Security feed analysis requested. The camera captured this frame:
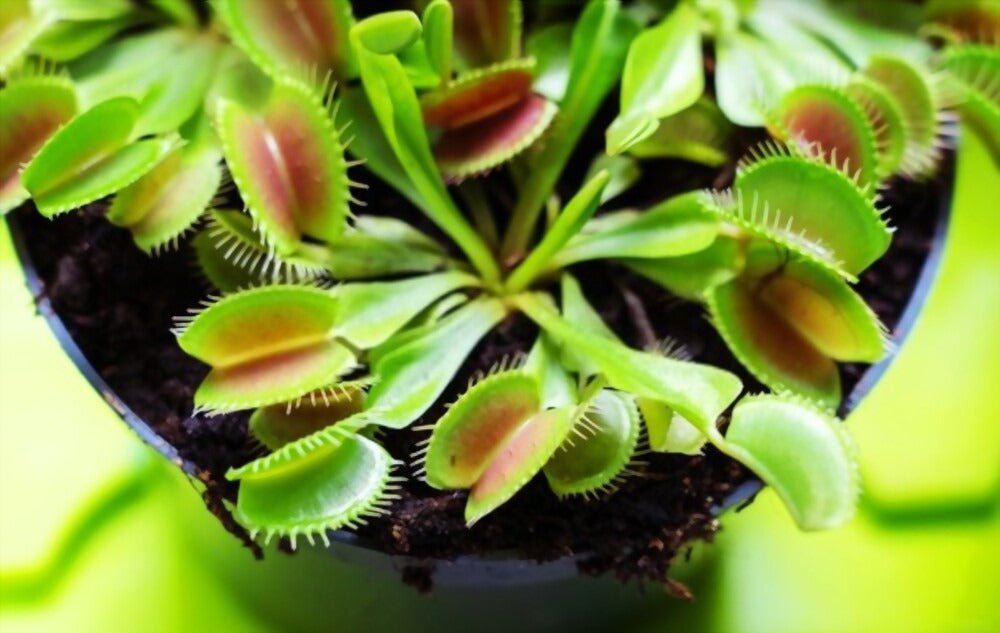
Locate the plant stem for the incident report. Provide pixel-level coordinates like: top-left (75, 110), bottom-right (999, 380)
top-left (500, 0), bottom-right (636, 261)
top-left (499, 115), bottom-right (582, 263)
top-left (457, 180), bottom-right (498, 252)
top-left (504, 170), bottom-right (609, 293)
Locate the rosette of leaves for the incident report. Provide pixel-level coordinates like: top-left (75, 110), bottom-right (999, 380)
top-left (1, 0), bottom-right (964, 547)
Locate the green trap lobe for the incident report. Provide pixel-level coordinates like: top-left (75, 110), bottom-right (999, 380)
top-left (709, 278), bottom-right (841, 407)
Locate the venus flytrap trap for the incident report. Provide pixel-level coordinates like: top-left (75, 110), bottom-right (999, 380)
top-left (2, 0), bottom-right (988, 582)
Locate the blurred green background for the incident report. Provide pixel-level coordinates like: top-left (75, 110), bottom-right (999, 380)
top-left (0, 127), bottom-right (997, 633)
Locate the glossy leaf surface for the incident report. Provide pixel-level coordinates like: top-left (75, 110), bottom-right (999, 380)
top-left (425, 371), bottom-right (541, 489)
top-left (216, 77), bottom-right (351, 254)
top-left (516, 294), bottom-right (743, 433)
top-left (732, 151), bottom-right (890, 276)
top-left (365, 299), bottom-right (507, 429)
top-left (466, 406), bottom-right (574, 525)
top-left (722, 395), bottom-right (858, 530)
top-left (0, 73), bottom-right (77, 214)
top-left (422, 59), bottom-right (534, 129)
top-left (629, 97), bottom-right (732, 166)
top-left (333, 271), bottom-right (478, 349)
top-left (625, 235), bottom-right (745, 301)
top-left (249, 386), bottom-right (365, 450)
top-left (22, 97), bottom-right (175, 217)
top-left (638, 398), bottom-right (706, 455)
top-left (107, 138), bottom-right (221, 253)
top-left (177, 285), bottom-right (353, 412)
top-left (553, 192), bottom-right (718, 268)
top-left (544, 389), bottom-right (641, 496)
top-left (217, 0), bottom-right (355, 80)
top-left (607, 3), bottom-right (703, 154)
top-left (773, 84), bottom-right (879, 187)
top-left (231, 429), bottom-right (397, 543)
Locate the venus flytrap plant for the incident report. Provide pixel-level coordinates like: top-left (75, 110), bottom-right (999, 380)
top-left (21, 96), bottom-right (179, 217)
top-left (0, 67), bottom-right (77, 213)
top-left (1, 0), bottom-right (970, 565)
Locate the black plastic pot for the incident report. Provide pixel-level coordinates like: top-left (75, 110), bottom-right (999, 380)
top-left (4, 173), bottom-right (952, 592)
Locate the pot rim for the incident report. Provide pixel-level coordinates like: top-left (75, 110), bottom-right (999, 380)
top-left (4, 160), bottom-right (954, 586)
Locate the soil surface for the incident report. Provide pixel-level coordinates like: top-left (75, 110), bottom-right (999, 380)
top-left (11, 138), bottom-right (951, 590)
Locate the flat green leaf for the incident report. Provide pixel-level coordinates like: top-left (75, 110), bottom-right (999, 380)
top-left (422, 0), bottom-right (453, 83)
top-left (338, 87), bottom-right (424, 209)
top-left (216, 77), bottom-right (351, 254)
top-left (515, 293), bottom-right (743, 433)
top-left (332, 271), bottom-right (479, 349)
top-left (353, 215), bottom-right (444, 254)
top-left (544, 389), bottom-right (641, 497)
top-left (71, 29), bottom-right (191, 106)
top-left (526, 22), bottom-right (572, 102)
top-left (607, 3), bottom-right (703, 154)
top-left (321, 231), bottom-right (450, 280)
top-left (0, 73), bottom-right (77, 214)
top-left (524, 335), bottom-right (577, 409)
top-left (1, 0), bottom-right (55, 75)
top-left (763, 0), bottom-right (928, 67)
top-left (352, 29), bottom-right (500, 285)
top-left (148, 0), bottom-right (199, 26)
top-left (364, 298), bottom-right (507, 429)
top-left (714, 30), bottom-right (797, 127)
top-left (133, 35), bottom-right (221, 136)
top-left (205, 48), bottom-right (273, 116)
top-left (22, 97), bottom-right (176, 217)
top-left (30, 16), bottom-right (135, 61)
top-left (216, 0), bottom-right (355, 80)
top-left (31, 0), bottom-right (132, 21)
top-left (629, 97), bottom-right (732, 167)
top-left (625, 235), bottom-right (746, 301)
top-left (230, 429), bottom-right (398, 544)
top-left (551, 191), bottom-right (719, 268)
top-left (721, 394), bottom-right (858, 530)
top-left (558, 272), bottom-right (618, 377)
top-left (352, 10), bottom-right (422, 56)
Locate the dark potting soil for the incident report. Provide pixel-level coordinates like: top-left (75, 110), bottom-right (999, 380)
top-left (11, 141), bottom-right (951, 590)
